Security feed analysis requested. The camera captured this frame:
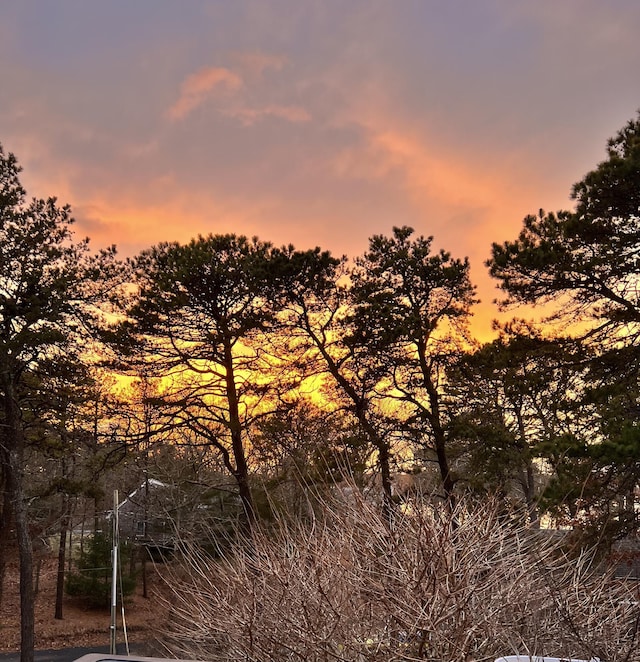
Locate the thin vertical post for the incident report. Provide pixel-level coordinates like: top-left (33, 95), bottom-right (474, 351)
top-left (110, 490), bottom-right (119, 654)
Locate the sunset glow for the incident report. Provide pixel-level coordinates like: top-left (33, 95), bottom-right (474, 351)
top-left (1, 1), bottom-right (638, 340)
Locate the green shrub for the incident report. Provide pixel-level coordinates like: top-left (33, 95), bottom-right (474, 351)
top-left (66, 532), bottom-right (136, 608)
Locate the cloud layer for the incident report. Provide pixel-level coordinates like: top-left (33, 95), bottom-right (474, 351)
top-left (0, 0), bottom-right (638, 338)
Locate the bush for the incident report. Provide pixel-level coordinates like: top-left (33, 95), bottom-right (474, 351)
top-left (66, 532), bottom-right (137, 608)
top-left (164, 491), bottom-right (640, 662)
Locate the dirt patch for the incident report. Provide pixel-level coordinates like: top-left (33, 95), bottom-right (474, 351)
top-left (0, 555), bottom-right (172, 653)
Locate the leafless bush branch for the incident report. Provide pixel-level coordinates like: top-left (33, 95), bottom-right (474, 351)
top-left (161, 490), bottom-right (639, 662)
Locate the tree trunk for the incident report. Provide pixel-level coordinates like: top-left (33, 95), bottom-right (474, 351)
top-left (8, 448), bottom-right (35, 662)
top-left (514, 407), bottom-right (539, 527)
top-left (0, 469), bottom-right (12, 608)
top-left (142, 548), bottom-right (148, 599)
top-left (375, 438), bottom-right (394, 525)
top-left (427, 399), bottom-right (455, 503)
top-left (223, 342), bottom-right (255, 526)
top-left (312, 327), bottom-right (396, 521)
top-left (419, 344), bottom-right (455, 505)
top-left (142, 457), bottom-right (149, 599)
top-left (357, 412), bottom-right (394, 524)
top-left (526, 464), bottom-right (540, 528)
top-left (3, 376), bottom-right (35, 662)
top-left (55, 496), bottom-right (71, 619)
top-left (33, 556), bottom-right (42, 597)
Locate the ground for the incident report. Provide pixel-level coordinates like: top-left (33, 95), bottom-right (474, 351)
top-left (0, 555), bottom-right (171, 654)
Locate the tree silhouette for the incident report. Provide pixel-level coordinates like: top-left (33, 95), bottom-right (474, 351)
top-left (0, 144), bottom-right (117, 662)
top-left (121, 234), bottom-right (304, 526)
top-left (348, 226), bottom-right (478, 502)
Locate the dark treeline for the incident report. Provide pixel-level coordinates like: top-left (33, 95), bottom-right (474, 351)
top-left (1, 113), bottom-right (639, 662)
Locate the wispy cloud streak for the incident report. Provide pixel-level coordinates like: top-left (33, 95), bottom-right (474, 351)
top-left (167, 67), bottom-right (243, 121)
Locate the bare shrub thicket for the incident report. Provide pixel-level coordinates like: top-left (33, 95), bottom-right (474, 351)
top-left (163, 491), bottom-right (639, 662)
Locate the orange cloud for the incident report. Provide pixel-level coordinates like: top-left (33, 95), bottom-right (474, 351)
top-left (335, 123), bottom-right (501, 212)
top-left (226, 104), bottom-right (311, 126)
top-left (327, 107), bottom-right (567, 341)
top-left (68, 172), bottom-right (277, 259)
top-left (166, 66), bottom-right (243, 121)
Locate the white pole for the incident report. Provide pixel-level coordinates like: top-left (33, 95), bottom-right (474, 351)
top-left (110, 489), bottom-right (119, 654)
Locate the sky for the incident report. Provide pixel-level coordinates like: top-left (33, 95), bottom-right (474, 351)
top-left (1, 1), bottom-right (639, 339)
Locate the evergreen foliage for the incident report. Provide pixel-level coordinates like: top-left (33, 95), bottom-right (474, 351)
top-left (488, 112), bottom-right (640, 338)
top-left (0, 142), bottom-right (119, 661)
top-left (66, 532), bottom-right (136, 609)
top-left (487, 113), bottom-right (640, 540)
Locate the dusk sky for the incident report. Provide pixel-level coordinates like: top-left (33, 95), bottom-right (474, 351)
top-left (1, 1), bottom-right (639, 338)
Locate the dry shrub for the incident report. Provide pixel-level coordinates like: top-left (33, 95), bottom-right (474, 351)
top-left (163, 491), bottom-right (640, 662)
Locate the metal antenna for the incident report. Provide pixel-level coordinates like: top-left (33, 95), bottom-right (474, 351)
top-left (110, 489), bottom-right (119, 655)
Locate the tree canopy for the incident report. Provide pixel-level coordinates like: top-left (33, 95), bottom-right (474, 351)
top-left (487, 113), bottom-right (640, 539)
top-left (348, 226), bottom-right (478, 500)
top-left (0, 143), bottom-right (118, 662)
top-left (487, 112), bottom-right (640, 342)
